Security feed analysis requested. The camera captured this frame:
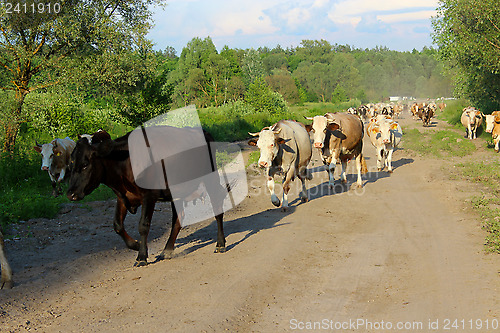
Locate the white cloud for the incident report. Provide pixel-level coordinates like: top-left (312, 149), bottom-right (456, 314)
top-left (328, 0), bottom-right (438, 26)
top-left (377, 10), bottom-right (437, 24)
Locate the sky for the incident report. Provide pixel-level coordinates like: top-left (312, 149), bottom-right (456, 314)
top-left (147, 0), bottom-right (439, 55)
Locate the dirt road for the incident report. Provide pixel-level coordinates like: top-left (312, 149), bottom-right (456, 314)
top-left (1, 115), bottom-right (499, 332)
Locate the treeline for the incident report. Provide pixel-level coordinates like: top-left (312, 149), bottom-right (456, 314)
top-left (1, 37), bottom-right (453, 154)
top-left (163, 38), bottom-right (451, 109)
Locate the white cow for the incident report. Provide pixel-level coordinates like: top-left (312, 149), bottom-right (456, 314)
top-left (34, 137), bottom-right (76, 196)
top-left (248, 120), bottom-right (312, 211)
top-left (461, 107), bottom-right (483, 140)
top-left (366, 116), bottom-right (403, 173)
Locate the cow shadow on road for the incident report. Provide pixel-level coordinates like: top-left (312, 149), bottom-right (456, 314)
top-left (171, 207), bottom-right (294, 258)
top-left (300, 156), bottom-right (414, 202)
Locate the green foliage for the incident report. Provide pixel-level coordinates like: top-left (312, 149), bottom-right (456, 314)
top-left (432, 0), bottom-right (500, 112)
top-left (438, 99), bottom-right (470, 126)
top-left (0, 0), bottom-right (164, 152)
top-left (246, 77), bottom-right (289, 115)
top-left (0, 151), bottom-right (114, 227)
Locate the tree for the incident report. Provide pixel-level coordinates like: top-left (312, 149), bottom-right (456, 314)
top-left (432, 0), bottom-right (500, 110)
top-left (0, 0), bottom-right (163, 152)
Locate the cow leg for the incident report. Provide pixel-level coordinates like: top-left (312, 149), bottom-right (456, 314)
top-left (113, 197), bottom-right (139, 251)
top-left (135, 198), bottom-right (155, 266)
top-left (355, 154), bottom-right (363, 187)
top-left (0, 232), bottom-right (13, 289)
top-left (281, 172), bottom-right (293, 212)
top-left (51, 181), bottom-right (59, 197)
top-left (387, 148), bottom-right (394, 173)
top-left (214, 213), bottom-right (226, 253)
top-left (377, 148), bottom-right (384, 171)
top-left (495, 137), bottom-right (500, 152)
top-left (298, 174), bottom-right (308, 202)
top-left (267, 170), bottom-right (280, 207)
top-left (327, 157), bottom-right (338, 189)
top-left (340, 160), bottom-right (348, 184)
top-left (158, 202), bottom-right (182, 260)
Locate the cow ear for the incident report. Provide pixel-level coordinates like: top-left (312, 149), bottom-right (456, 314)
top-left (276, 138), bottom-right (287, 145)
top-left (390, 122), bottom-right (399, 130)
top-left (305, 124), bottom-right (313, 133)
top-left (53, 147), bottom-right (63, 156)
top-left (248, 138), bottom-right (258, 146)
top-left (34, 146), bottom-right (42, 153)
top-left (327, 122), bottom-right (340, 131)
top-left (95, 140), bottom-right (114, 157)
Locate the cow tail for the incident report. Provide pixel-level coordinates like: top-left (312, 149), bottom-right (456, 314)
top-left (361, 155), bottom-right (368, 174)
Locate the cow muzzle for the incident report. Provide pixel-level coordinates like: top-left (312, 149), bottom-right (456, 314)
top-left (42, 166), bottom-right (49, 171)
top-left (258, 161), bottom-right (269, 168)
top-left (314, 142), bottom-right (323, 148)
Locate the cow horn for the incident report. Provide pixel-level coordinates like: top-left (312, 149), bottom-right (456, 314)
top-left (35, 140), bottom-right (42, 147)
top-left (273, 128), bottom-right (282, 134)
top-left (304, 116), bottom-right (314, 120)
top-left (248, 132), bottom-right (260, 137)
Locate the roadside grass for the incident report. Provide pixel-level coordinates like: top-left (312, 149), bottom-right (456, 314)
top-left (246, 151), bottom-right (260, 168)
top-left (402, 127), bottom-right (476, 158)
top-left (469, 195), bottom-right (500, 253)
top-left (0, 151), bottom-right (114, 231)
top-left (403, 125), bottom-right (500, 252)
top-left (452, 161), bottom-right (500, 252)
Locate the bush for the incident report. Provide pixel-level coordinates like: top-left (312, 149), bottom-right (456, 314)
top-left (246, 77), bottom-right (289, 115)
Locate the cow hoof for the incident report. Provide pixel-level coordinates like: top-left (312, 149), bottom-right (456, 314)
top-left (281, 206), bottom-right (289, 212)
top-left (214, 246), bottom-right (226, 253)
top-left (300, 196), bottom-right (308, 203)
top-left (134, 260), bottom-right (148, 267)
top-left (388, 169), bottom-right (393, 174)
top-left (156, 251), bottom-right (173, 261)
top-left (1, 280), bottom-right (13, 289)
top-left (271, 199), bottom-right (281, 207)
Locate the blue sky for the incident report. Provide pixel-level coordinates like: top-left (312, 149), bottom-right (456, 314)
top-left (147, 0), bottom-right (439, 54)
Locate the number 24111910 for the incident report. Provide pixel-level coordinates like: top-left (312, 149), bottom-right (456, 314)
top-left (5, 2), bottom-right (61, 14)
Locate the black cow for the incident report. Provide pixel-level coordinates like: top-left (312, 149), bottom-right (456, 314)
top-left (66, 128), bottom-right (228, 266)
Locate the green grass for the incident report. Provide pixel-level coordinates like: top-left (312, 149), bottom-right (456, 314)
top-left (469, 195), bottom-right (500, 253)
top-left (0, 151), bottom-right (114, 229)
top-left (450, 162), bottom-right (500, 253)
top-left (246, 151), bottom-right (260, 168)
top-left (402, 127), bottom-right (476, 158)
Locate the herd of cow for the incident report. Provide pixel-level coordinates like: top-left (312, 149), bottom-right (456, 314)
top-left (0, 101), bottom-right (497, 290)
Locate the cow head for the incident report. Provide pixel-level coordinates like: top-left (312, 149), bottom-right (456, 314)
top-left (66, 139), bottom-right (107, 201)
top-left (485, 115), bottom-right (496, 133)
top-left (304, 115), bottom-right (342, 149)
top-left (34, 142), bottom-right (55, 171)
top-left (379, 121), bottom-right (399, 144)
top-left (248, 127), bottom-right (285, 168)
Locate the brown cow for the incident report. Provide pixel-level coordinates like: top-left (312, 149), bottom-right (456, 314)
top-left (34, 137), bottom-right (76, 196)
top-left (0, 230), bottom-right (12, 289)
top-left (66, 128), bottom-right (229, 266)
top-left (305, 113), bottom-right (367, 188)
